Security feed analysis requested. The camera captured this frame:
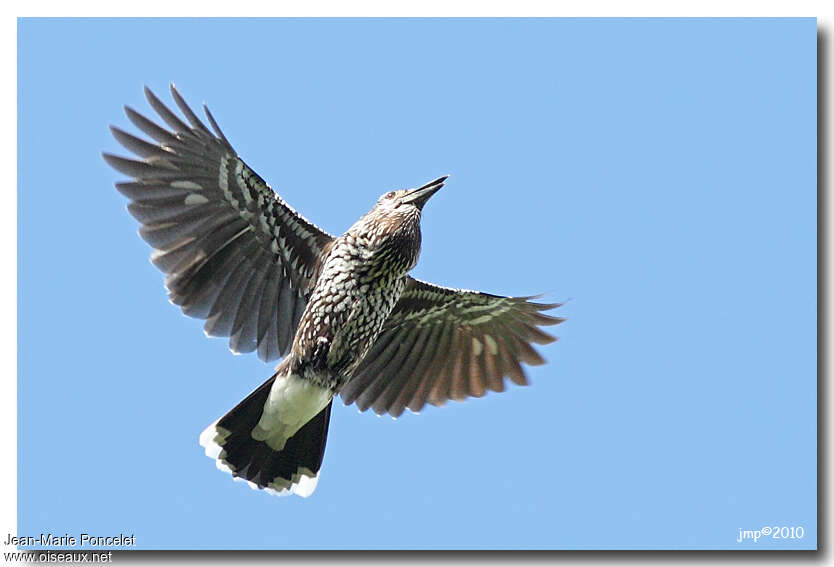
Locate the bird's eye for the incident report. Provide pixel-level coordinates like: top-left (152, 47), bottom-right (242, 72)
top-left (385, 191), bottom-right (397, 199)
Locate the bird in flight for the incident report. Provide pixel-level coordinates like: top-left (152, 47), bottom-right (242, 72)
top-left (104, 84), bottom-right (564, 498)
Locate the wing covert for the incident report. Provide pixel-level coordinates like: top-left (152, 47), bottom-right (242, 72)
top-left (340, 277), bottom-right (564, 417)
top-left (104, 84), bottom-right (333, 362)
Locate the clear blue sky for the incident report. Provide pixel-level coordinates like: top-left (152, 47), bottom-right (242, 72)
top-left (18, 18), bottom-right (816, 550)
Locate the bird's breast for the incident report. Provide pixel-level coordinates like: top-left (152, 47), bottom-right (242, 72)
top-left (289, 237), bottom-right (409, 389)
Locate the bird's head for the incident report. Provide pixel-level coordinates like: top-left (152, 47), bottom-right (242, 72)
top-left (353, 175), bottom-right (449, 271)
top-left (373, 175), bottom-right (448, 215)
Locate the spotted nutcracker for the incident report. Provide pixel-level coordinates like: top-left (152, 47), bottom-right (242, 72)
top-left (103, 85), bottom-right (564, 497)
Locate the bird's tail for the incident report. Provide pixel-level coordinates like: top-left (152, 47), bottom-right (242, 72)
top-left (199, 371), bottom-right (333, 497)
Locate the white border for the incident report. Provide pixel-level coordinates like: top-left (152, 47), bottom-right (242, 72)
top-left (5, 3), bottom-right (830, 566)
top-left (3, 0), bottom-right (833, 17)
top-left (3, 7), bottom-right (16, 561)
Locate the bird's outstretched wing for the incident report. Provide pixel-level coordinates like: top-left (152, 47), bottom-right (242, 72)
top-left (340, 277), bottom-right (564, 417)
top-left (104, 84), bottom-right (333, 362)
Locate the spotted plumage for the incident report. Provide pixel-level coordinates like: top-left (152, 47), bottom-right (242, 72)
top-left (104, 85), bottom-right (564, 498)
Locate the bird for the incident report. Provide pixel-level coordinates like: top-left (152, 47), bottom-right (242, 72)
top-left (103, 84), bottom-right (564, 498)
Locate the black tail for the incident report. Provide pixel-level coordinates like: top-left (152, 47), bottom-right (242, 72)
top-left (199, 374), bottom-right (333, 497)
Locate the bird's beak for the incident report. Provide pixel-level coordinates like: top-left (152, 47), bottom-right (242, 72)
top-left (402, 175), bottom-right (449, 209)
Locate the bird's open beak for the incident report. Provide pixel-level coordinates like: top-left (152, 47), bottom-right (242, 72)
top-left (402, 175), bottom-right (449, 209)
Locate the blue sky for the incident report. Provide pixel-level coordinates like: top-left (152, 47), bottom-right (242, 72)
top-left (18, 18), bottom-right (816, 550)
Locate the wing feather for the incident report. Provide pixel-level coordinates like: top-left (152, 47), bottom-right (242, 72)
top-left (354, 326), bottom-right (410, 412)
top-left (411, 319), bottom-right (454, 412)
top-left (342, 278), bottom-right (563, 416)
top-left (275, 278), bottom-right (296, 354)
top-left (375, 326), bottom-right (431, 416)
top-left (369, 328), bottom-right (422, 415)
top-left (256, 265), bottom-right (282, 360)
top-left (230, 253), bottom-right (271, 354)
top-left (106, 84), bottom-right (334, 361)
top-left (340, 326), bottom-right (401, 406)
top-left (448, 331), bottom-right (471, 402)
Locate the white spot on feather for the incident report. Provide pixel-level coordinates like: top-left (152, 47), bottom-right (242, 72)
top-left (234, 160), bottom-right (254, 205)
top-left (184, 193), bottom-right (209, 205)
top-left (292, 470), bottom-right (320, 498)
top-left (171, 180), bottom-right (203, 190)
top-left (469, 314), bottom-right (497, 325)
top-left (483, 334), bottom-right (498, 355)
top-left (218, 155), bottom-right (230, 194)
top-left (199, 419), bottom-right (226, 459)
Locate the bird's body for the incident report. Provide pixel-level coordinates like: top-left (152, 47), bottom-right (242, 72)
top-left (290, 195), bottom-right (423, 390)
top-left (105, 85), bottom-right (564, 497)
top-left (246, 182), bottom-right (433, 459)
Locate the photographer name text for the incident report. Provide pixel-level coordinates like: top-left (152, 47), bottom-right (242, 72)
top-left (5, 533), bottom-right (136, 547)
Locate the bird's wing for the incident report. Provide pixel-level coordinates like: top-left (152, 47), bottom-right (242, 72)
top-left (340, 277), bottom-right (564, 417)
top-left (104, 84), bottom-right (334, 362)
